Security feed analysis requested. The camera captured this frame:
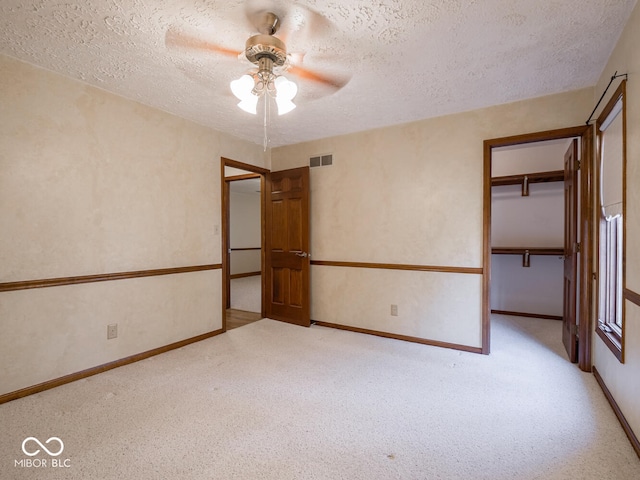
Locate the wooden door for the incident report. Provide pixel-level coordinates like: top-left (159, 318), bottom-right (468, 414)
top-left (265, 166), bottom-right (310, 327)
top-left (563, 139), bottom-right (579, 362)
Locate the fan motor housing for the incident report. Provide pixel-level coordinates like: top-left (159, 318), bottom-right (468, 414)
top-left (245, 34), bottom-right (287, 66)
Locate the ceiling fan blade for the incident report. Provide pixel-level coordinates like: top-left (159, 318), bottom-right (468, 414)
top-left (287, 65), bottom-right (350, 90)
top-left (278, 5), bottom-right (332, 45)
top-left (165, 28), bottom-right (243, 58)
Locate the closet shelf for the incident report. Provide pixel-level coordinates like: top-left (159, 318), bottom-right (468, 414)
top-left (491, 170), bottom-right (564, 196)
top-left (492, 247), bottom-right (564, 268)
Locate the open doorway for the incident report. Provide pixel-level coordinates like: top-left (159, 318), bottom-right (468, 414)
top-left (483, 126), bottom-right (594, 371)
top-left (221, 158), bottom-right (269, 331)
top-left (490, 138), bottom-right (572, 321)
top-left (221, 158), bottom-right (312, 330)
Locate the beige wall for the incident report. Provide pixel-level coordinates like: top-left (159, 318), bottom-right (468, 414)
top-left (0, 55), bottom-right (266, 396)
top-left (591, 1), bottom-right (640, 442)
top-left (272, 88), bottom-right (592, 348)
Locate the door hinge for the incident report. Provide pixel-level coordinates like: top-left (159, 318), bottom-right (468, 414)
top-left (570, 324), bottom-right (579, 336)
top-left (575, 160), bottom-right (581, 170)
top-left (575, 242), bottom-right (581, 253)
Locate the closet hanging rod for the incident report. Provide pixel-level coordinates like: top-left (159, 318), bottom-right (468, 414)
top-left (491, 170), bottom-right (565, 185)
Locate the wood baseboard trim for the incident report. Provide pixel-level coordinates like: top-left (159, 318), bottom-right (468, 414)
top-left (230, 271), bottom-right (261, 279)
top-left (313, 321), bottom-right (482, 354)
top-left (624, 288), bottom-right (640, 308)
top-left (491, 309), bottom-right (563, 321)
top-left (0, 328), bottom-right (224, 405)
top-left (593, 366), bottom-right (640, 459)
top-left (310, 260), bottom-right (482, 275)
top-left (0, 264), bottom-right (222, 293)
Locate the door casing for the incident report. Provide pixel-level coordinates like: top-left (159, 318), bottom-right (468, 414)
top-left (221, 159), bottom-right (311, 330)
top-left (483, 125), bottom-right (594, 371)
top-left (221, 157), bottom-right (269, 331)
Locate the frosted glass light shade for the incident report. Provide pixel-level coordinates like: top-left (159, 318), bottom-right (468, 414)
top-left (230, 75), bottom-right (254, 100)
top-left (230, 74), bottom-right (297, 116)
top-left (238, 95), bottom-right (259, 114)
top-left (275, 97), bottom-right (296, 115)
top-left (230, 75), bottom-right (258, 114)
top-left (274, 76), bottom-right (297, 115)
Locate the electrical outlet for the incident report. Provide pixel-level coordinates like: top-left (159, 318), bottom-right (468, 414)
top-left (107, 323), bottom-right (118, 340)
top-left (391, 304), bottom-right (398, 316)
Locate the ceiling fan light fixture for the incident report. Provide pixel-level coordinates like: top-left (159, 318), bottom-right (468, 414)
top-left (276, 97), bottom-right (296, 115)
top-left (230, 74), bottom-right (254, 100)
top-left (238, 95), bottom-right (259, 115)
top-left (231, 74), bottom-right (259, 114)
top-left (275, 75), bottom-right (297, 99)
top-left (274, 75), bottom-right (298, 115)
top-left (230, 71), bottom-right (297, 116)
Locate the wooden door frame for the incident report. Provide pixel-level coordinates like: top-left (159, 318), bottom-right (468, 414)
top-left (221, 157), bottom-right (270, 331)
top-left (482, 125), bottom-right (594, 371)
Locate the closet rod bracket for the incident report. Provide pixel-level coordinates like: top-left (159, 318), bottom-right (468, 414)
top-left (521, 176), bottom-right (529, 196)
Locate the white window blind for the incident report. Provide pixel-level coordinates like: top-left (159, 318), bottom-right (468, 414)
top-left (599, 98), bottom-right (623, 220)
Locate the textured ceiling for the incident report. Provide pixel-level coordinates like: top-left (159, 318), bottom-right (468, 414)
top-left (0, 0), bottom-right (636, 147)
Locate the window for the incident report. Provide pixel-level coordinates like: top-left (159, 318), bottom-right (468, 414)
top-left (599, 215), bottom-right (622, 332)
top-left (596, 81), bottom-right (626, 362)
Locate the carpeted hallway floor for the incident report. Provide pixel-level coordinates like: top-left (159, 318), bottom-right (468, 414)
top-left (1, 315), bottom-right (638, 479)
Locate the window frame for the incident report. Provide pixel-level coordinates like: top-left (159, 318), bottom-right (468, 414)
top-left (595, 80), bottom-right (626, 362)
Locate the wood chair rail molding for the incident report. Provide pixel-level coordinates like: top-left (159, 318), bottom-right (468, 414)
top-left (625, 288), bottom-right (640, 308)
top-left (491, 309), bottom-right (563, 321)
top-left (0, 264), bottom-right (222, 293)
top-left (230, 271), bottom-right (261, 280)
top-left (310, 260), bottom-right (482, 275)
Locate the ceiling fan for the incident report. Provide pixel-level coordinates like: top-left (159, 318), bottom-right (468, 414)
top-left (165, 4), bottom-right (350, 115)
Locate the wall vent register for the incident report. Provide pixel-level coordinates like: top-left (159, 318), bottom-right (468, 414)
top-left (310, 154), bottom-right (333, 167)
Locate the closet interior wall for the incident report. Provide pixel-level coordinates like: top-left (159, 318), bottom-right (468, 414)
top-left (491, 139), bottom-right (576, 318)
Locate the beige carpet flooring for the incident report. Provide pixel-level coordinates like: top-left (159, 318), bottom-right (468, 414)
top-left (1, 315), bottom-right (639, 479)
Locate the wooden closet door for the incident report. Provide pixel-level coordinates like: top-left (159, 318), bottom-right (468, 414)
top-left (563, 139), bottom-right (579, 363)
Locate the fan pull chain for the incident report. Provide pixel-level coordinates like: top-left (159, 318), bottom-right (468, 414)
top-left (263, 95), bottom-right (269, 151)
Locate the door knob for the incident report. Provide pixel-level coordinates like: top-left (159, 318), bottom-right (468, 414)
top-left (294, 251), bottom-right (310, 258)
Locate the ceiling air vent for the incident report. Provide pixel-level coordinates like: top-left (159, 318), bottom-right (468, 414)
top-left (310, 154), bottom-right (333, 168)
